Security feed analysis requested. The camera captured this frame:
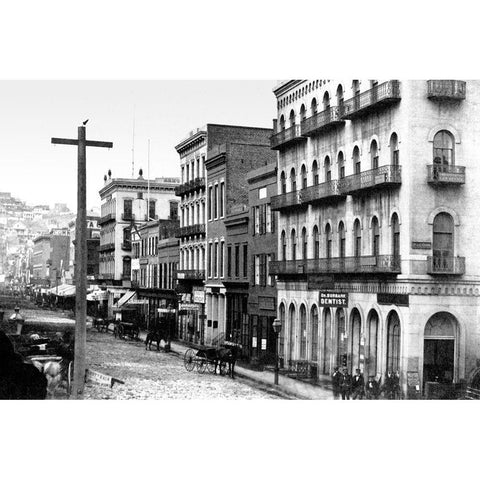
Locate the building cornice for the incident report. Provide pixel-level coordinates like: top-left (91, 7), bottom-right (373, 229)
top-left (99, 178), bottom-right (179, 199)
top-left (175, 129), bottom-right (207, 154)
top-left (273, 80), bottom-right (305, 98)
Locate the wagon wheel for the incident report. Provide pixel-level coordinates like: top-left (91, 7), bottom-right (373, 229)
top-left (219, 361), bottom-right (228, 376)
top-left (206, 359), bottom-right (216, 374)
top-left (196, 351), bottom-right (208, 374)
top-left (184, 349), bottom-right (196, 372)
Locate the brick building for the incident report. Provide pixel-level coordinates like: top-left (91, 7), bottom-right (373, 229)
top-left (270, 79), bottom-right (480, 396)
top-left (32, 232), bottom-right (70, 287)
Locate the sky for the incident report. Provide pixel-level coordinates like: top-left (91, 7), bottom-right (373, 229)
top-left (0, 80), bottom-right (277, 211)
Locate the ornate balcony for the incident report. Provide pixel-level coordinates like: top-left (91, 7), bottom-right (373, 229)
top-left (427, 80), bottom-right (466, 101)
top-left (176, 224), bottom-right (206, 238)
top-left (427, 256), bottom-right (465, 275)
top-left (98, 213), bottom-right (116, 226)
top-left (270, 255), bottom-right (401, 276)
top-left (340, 165), bottom-right (401, 195)
top-left (427, 164), bottom-right (465, 185)
top-left (270, 125), bottom-right (306, 150)
top-left (301, 106), bottom-right (345, 137)
top-left (301, 179), bottom-right (345, 205)
top-left (121, 213), bottom-right (135, 221)
top-left (341, 80), bottom-right (401, 120)
top-left (174, 177), bottom-right (206, 197)
top-left (270, 190), bottom-right (306, 212)
top-left (176, 269), bottom-right (205, 281)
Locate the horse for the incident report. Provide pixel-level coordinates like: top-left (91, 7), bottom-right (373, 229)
top-left (145, 326), bottom-right (170, 351)
top-left (214, 344), bottom-right (240, 379)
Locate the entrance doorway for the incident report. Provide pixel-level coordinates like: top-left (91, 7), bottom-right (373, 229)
top-left (423, 339), bottom-right (454, 384)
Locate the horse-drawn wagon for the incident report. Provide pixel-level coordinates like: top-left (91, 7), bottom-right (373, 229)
top-left (183, 342), bottom-right (241, 378)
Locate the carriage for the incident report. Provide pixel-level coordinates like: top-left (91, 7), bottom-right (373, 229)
top-left (113, 307), bottom-right (140, 341)
top-left (183, 342), bottom-right (241, 377)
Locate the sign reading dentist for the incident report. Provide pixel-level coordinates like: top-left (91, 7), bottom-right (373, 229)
top-left (319, 291), bottom-right (348, 307)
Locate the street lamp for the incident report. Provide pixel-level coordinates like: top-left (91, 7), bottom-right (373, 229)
top-left (272, 318), bottom-right (282, 385)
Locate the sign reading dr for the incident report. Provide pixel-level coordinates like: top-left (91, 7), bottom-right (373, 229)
top-left (318, 292), bottom-right (348, 307)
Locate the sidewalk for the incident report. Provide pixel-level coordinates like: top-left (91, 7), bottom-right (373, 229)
top-left (141, 332), bottom-right (333, 400)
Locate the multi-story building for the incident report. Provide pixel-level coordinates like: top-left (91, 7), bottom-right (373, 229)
top-left (98, 170), bottom-right (179, 287)
top-left (270, 79), bottom-right (480, 396)
top-left (203, 124), bottom-right (276, 346)
top-left (246, 162), bottom-right (278, 362)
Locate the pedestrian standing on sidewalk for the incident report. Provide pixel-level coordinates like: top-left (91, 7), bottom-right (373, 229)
top-left (352, 368), bottom-right (365, 399)
top-left (340, 367), bottom-right (352, 400)
top-left (331, 366), bottom-right (341, 399)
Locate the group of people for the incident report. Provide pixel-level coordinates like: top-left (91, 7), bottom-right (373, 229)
top-left (332, 366), bottom-right (401, 400)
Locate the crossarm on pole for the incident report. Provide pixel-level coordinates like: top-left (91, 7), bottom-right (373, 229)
top-left (85, 140), bottom-right (113, 148)
top-left (51, 138), bottom-right (79, 146)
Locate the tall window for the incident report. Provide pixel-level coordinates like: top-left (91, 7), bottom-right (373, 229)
top-left (312, 160), bottom-right (319, 185)
top-left (279, 115), bottom-right (285, 131)
top-left (288, 304), bottom-right (296, 361)
top-left (279, 303), bottom-right (285, 357)
top-left (227, 245), bottom-right (232, 277)
top-left (301, 164), bottom-right (307, 189)
top-left (370, 140), bottom-right (379, 170)
top-left (280, 171), bottom-right (286, 194)
top-left (214, 242), bottom-right (218, 277)
top-left (325, 156), bottom-right (331, 182)
top-left (290, 168), bottom-right (296, 192)
top-left (390, 132), bottom-right (399, 166)
top-left (313, 225), bottom-right (320, 259)
top-left (243, 244), bottom-right (248, 278)
top-left (149, 200), bottom-right (156, 220)
top-left (339, 221), bottom-right (346, 258)
top-left (235, 244), bottom-right (240, 277)
top-left (354, 219), bottom-right (361, 258)
top-left (336, 308), bottom-right (346, 366)
top-left (336, 84), bottom-right (344, 112)
top-left (353, 80), bottom-right (360, 110)
top-left (387, 311), bottom-right (401, 372)
top-left (266, 204), bottom-right (272, 233)
top-left (289, 109), bottom-right (296, 127)
top-left (311, 306), bottom-right (319, 362)
top-left (214, 184), bottom-right (219, 218)
top-left (325, 223), bottom-right (332, 259)
top-left (300, 104), bottom-right (306, 123)
top-left (220, 241), bottom-right (224, 278)
top-left (254, 206), bottom-right (260, 234)
top-left (300, 305), bottom-right (307, 360)
top-left (367, 310), bottom-right (379, 378)
top-left (281, 230), bottom-right (287, 261)
top-left (433, 212), bottom-right (454, 268)
top-left (208, 186), bottom-right (213, 220)
top-left (311, 98), bottom-right (317, 115)
top-left (220, 182), bottom-right (225, 217)
top-left (433, 130), bottom-right (454, 172)
top-left (351, 309), bottom-right (362, 371)
top-left (322, 308), bottom-right (332, 374)
top-left (392, 213), bottom-right (400, 257)
top-left (353, 146), bottom-right (361, 174)
top-left (123, 199), bottom-right (132, 218)
top-left (301, 227), bottom-right (307, 260)
top-left (323, 91), bottom-right (330, 111)
top-left (338, 151), bottom-right (345, 179)
top-left (372, 216), bottom-right (380, 256)
top-left (208, 243), bottom-right (212, 277)
top-left (291, 229), bottom-right (296, 261)
top-left (254, 255), bottom-right (260, 285)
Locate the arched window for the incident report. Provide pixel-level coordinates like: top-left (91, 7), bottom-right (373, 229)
top-left (311, 306), bottom-right (319, 362)
top-left (301, 164), bottom-right (307, 189)
top-left (325, 223), bottom-right (332, 259)
top-left (290, 168), bottom-right (296, 192)
top-left (392, 213), bottom-right (400, 257)
top-left (370, 140), bottom-right (379, 169)
top-left (324, 156), bottom-right (331, 182)
top-left (353, 146), bottom-right (361, 174)
top-left (390, 132), bottom-right (399, 166)
top-left (280, 171), bottom-right (286, 194)
top-left (122, 256), bottom-right (131, 278)
top-left (322, 308), bottom-right (332, 374)
top-left (323, 91), bottom-right (330, 111)
top-left (387, 311), bottom-right (401, 373)
top-left (312, 160), bottom-right (319, 185)
top-left (338, 221), bottom-right (346, 258)
top-left (279, 303), bottom-right (285, 357)
top-left (313, 225), bottom-right (320, 259)
top-left (279, 115), bottom-right (285, 131)
top-left (351, 308), bottom-right (361, 371)
top-left (432, 212), bottom-right (454, 269)
top-left (289, 109), bottom-right (296, 127)
top-left (301, 227), bottom-right (307, 260)
top-left (367, 310), bottom-right (379, 378)
top-left (288, 304), bottom-right (296, 361)
top-left (336, 84), bottom-right (344, 111)
top-left (354, 219), bottom-right (361, 257)
top-left (291, 228), bottom-right (296, 261)
top-left (336, 308), bottom-right (346, 367)
top-left (300, 104), bottom-right (306, 123)
top-left (300, 304), bottom-right (307, 360)
top-left (281, 230), bottom-right (287, 261)
top-left (338, 151), bottom-right (345, 179)
top-left (433, 130), bottom-right (454, 169)
top-left (372, 216), bottom-right (380, 256)
top-left (311, 98), bottom-right (317, 116)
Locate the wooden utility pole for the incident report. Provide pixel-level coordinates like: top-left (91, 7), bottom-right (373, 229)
top-left (52, 125), bottom-right (112, 399)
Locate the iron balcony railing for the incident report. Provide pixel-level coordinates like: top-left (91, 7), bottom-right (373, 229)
top-left (176, 269), bottom-right (205, 280)
top-left (174, 177), bottom-right (206, 196)
top-left (269, 255), bottom-right (401, 275)
top-left (427, 164), bottom-right (465, 185)
top-left (301, 106), bottom-right (345, 137)
top-left (427, 256), bottom-right (465, 275)
top-left (427, 80), bottom-right (466, 100)
top-left (270, 124), bottom-right (305, 150)
top-left (270, 190), bottom-right (305, 211)
top-left (121, 272), bottom-right (131, 280)
top-left (121, 241), bottom-right (132, 251)
top-left (176, 223), bottom-right (206, 238)
top-left (301, 179), bottom-right (345, 205)
top-left (341, 80), bottom-right (401, 120)
top-left (340, 165), bottom-right (402, 195)
top-left (98, 242), bottom-right (115, 252)
top-left (98, 213), bottom-right (116, 225)
top-left (121, 213), bottom-right (135, 221)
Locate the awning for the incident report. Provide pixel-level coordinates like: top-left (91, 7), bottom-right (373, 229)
top-left (116, 290), bottom-right (136, 307)
top-left (47, 284), bottom-right (76, 297)
top-left (87, 290), bottom-right (108, 301)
